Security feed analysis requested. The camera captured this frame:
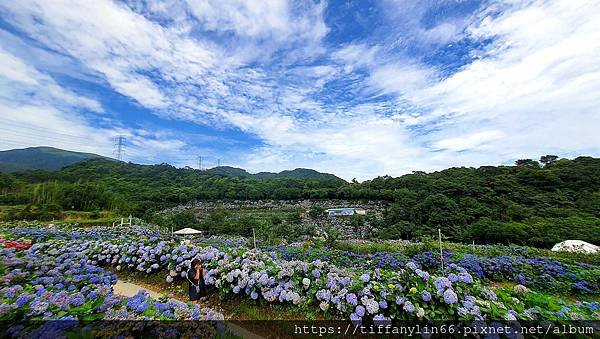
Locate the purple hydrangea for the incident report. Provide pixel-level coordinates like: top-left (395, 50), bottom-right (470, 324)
top-left (434, 277), bottom-right (452, 292)
top-left (443, 289), bottom-right (458, 304)
top-left (346, 293), bottom-right (358, 306)
top-left (421, 290), bottom-right (432, 302)
top-left (405, 262), bottom-right (418, 271)
top-left (70, 292), bottom-right (85, 307)
top-left (15, 294), bottom-right (33, 308)
top-left (355, 305), bottom-right (365, 317)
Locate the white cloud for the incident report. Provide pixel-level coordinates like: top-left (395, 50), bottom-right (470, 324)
top-left (433, 131), bottom-right (504, 152)
top-left (0, 47), bottom-right (102, 112)
top-left (0, 46), bottom-right (193, 165)
top-left (1, 0), bottom-right (599, 180)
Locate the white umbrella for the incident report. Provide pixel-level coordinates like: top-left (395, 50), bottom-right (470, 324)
top-left (173, 227), bottom-right (203, 235)
top-left (551, 240), bottom-right (599, 254)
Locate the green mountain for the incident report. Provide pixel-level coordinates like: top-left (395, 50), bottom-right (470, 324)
top-left (254, 168), bottom-right (341, 180)
top-left (0, 146), bottom-right (343, 181)
top-left (204, 166), bottom-right (252, 177)
top-left (206, 166), bottom-right (341, 181)
top-left (0, 146), bottom-right (109, 172)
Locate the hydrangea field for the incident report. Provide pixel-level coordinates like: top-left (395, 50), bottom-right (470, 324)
top-left (1, 222), bottom-right (599, 332)
top-left (0, 223), bottom-right (225, 337)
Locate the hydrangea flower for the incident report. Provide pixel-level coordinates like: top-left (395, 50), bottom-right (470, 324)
top-left (302, 278), bottom-right (310, 289)
top-left (405, 262), bottom-right (418, 271)
top-left (355, 305), bottom-right (365, 317)
top-left (346, 293), bottom-right (358, 306)
top-left (421, 290), bottom-right (432, 302)
top-left (443, 289), bottom-right (458, 304)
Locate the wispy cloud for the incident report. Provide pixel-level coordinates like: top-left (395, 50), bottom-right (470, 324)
top-left (1, 0), bottom-right (599, 180)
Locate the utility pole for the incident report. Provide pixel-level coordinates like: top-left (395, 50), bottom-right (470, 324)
top-left (114, 136), bottom-right (126, 161)
top-left (438, 226), bottom-right (445, 275)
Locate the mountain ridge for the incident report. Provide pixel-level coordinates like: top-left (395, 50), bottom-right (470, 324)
top-left (0, 146), bottom-right (111, 172)
top-left (0, 147), bottom-right (344, 181)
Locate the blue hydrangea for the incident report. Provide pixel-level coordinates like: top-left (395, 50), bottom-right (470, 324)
top-left (70, 292), bottom-right (85, 307)
top-left (421, 290), bottom-right (432, 302)
top-left (15, 294), bottom-right (33, 308)
top-left (346, 293), bottom-right (358, 306)
top-left (405, 262), bottom-right (418, 271)
top-left (355, 305), bottom-right (365, 317)
top-left (403, 301), bottom-right (415, 313)
top-left (481, 289), bottom-right (497, 301)
top-left (443, 289), bottom-right (458, 304)
top-left (395, 296), bottom-right (407, 305)
top-left (434, 277), bottom-right (452, 292)
top-left (359, 273), bottom-right (370, 283)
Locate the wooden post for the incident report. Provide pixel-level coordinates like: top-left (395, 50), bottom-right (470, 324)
top-left (253, 228), bottom-right (257, 249)
top-left (120, 218), bottom-right (123, 226)
top-left (438, 228), bottom-right (444, 275)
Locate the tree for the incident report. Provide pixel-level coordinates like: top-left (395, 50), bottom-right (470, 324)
top-left (380, 221), bottom-right (416, 240)
top-left (309, 206), bottom-right (325, 218)
top-left (539, 155), bottom-right (559, 167)
top-left (0, 173), bottom-right (19, 194)
top-left (171, 210), bottom-right (198, 231)
top-left (515, 159), bottom-right (541, 167)
top-left (416, 193), bottom-right (464, 239)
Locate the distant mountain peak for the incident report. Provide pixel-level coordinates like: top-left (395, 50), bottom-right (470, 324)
top-left (0, 146), bottom-right (110, 172)
top-left (0, 147), bottom-right (344, 181)
top-left (206, 165), bottom-right (343, 181)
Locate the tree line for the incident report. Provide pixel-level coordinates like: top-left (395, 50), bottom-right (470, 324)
top-left (1, 155), bottom-right (598, 247)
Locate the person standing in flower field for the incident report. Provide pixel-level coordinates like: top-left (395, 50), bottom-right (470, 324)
top-left (187, 258), bottom-right (207, 303)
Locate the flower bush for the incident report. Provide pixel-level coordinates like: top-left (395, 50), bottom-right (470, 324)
top-left (0, 239), bottom-right (31, 251)
top-left (271, 245), bottom-right (600, 295)
top-left (1, 222), bottom-right (598, 325)
top-left (0, 226), bottom-right (224, 338)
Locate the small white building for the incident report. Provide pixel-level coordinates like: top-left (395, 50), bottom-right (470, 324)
top-left (326, 208), bottom-right (366, 217)
top-left (551, 240), bottom-right (599, 254)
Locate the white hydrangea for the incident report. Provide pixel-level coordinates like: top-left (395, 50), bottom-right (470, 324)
top-left (302, 278), bottom-right (310, 289)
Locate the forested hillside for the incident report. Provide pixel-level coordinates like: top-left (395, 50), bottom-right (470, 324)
top-left (1, 155), bottom-right (598, 247)
top-left (0, 146), bottom-right (108, 172)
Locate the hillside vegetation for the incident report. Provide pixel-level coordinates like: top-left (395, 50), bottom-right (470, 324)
top-left (0, 146), bottom-right (108, 172)
top-left (0, 155), bottom-right (598, 247)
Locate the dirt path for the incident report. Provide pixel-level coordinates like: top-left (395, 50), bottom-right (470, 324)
top-left (112, 279), bottom-right (264, 339)
top-left (113, 281), bottom-right (162, 298)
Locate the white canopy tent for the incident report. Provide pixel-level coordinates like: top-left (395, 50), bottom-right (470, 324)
top-left (551, 240), bottom-right (599, 254)
top-left (173, 227), bottom-right (203, 235)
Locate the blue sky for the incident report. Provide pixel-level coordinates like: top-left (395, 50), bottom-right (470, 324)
top-left (1, 0), bottom-right (599, 180)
